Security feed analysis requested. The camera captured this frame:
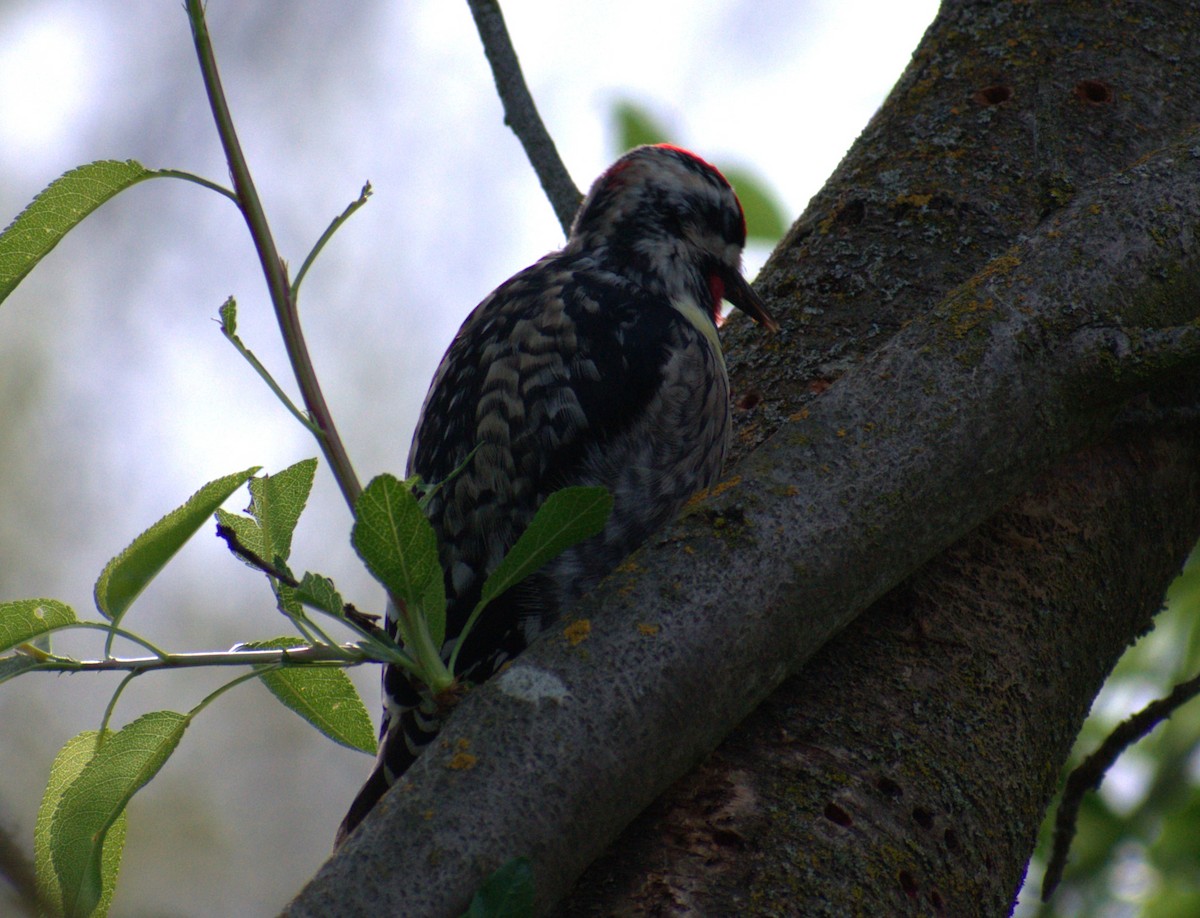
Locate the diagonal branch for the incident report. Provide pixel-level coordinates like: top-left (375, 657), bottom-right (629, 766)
top-left (286, 133), bottom-right (1200, 916)
top-left (466, 0), bottom-right (582, 234)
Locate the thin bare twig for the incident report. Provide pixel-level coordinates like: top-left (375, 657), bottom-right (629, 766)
top-left (466, 0), bottom-right (582, 234)
top-left (1042, 668), bottom-right (1200, 899)
top-left (185, 0), bottom-right (363, 511)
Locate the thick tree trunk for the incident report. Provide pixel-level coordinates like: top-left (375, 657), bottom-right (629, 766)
top-left (560, 0), bottom-right (1200, 912)
top-left (558, 434), bottom-right (1200, 915)
top-left (289, 2), bottom-right (1200, 914)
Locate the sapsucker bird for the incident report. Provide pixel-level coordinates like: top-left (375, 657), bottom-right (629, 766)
top-left (336, 143), bottom-right (777, 844)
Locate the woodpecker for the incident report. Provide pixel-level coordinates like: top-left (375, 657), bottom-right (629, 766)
top-left (336, 144), bottom-right (777, 844)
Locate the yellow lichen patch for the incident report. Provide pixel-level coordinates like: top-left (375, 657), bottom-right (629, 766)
top-left (788, 407), bottom-right (810, 422)
top-left (895, 192), bottom-right (933, 207)
top-left (614, 558), bottom-right (645, 575)
top-left (685, 474), bottom-right (743, 508)
top-left (947, 297), bottom-right (996, 339)
top-left (563, 619), bottom-right (591, 646)
top-left (447, 737), bottom-right (476, 770)
top-left (975, 251), bottom-right (1022, 280)
top-left (636, 622), bottom-right (661, 637)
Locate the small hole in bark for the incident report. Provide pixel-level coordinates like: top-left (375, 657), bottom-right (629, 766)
top-left (823, 802), bottom-right (853, 826)
top-left (944, 828), bottom-right (960, 851)
top-left (930, 889), bottom-right (945, 914)
top-left (973, 84), bottom-right (1012, 105)
top-left (833, 198), bottom-right (865, 226)
top-left (876, 776), bottom-right (903, 798)
top-left (1074, 79), bottom-right (1113, 104)
top-left (899, 870), bottom-right (919, 898)
top-left (737, 389), bottom-right (764, 411)
top-left (912, 806), bottom-right (935, 830)
top-left (711, 828), bottom-right (745, 849)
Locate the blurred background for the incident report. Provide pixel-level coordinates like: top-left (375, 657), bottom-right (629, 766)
top-left (1, 1), bottom-right (1195, 915)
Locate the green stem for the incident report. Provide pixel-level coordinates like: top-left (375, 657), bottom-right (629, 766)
top-left (392, 595), bottom-right (453, 692)
top-left (219, 309), bottom-right (322, 436)
top-left (97, 672), bottom-right (140, 746)
top-left (70, 622), bottom-right (171, 660)
top-left (185, 0), bottom-right (363, 511)
top-left (32, 643), bottom-right (368, 674)
top-left (192, 667), bottom-right (278, 717)
top-left (292, 183), bottom-right (373, 301)
top-left (153, 168), bottom-right (239, 204)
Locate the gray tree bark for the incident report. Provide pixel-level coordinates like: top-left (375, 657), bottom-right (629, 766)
top-left (288, 1), bottom-right (1200, 915)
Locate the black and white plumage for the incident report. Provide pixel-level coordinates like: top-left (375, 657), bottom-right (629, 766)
top-left (337, 144), bottom-right (777, 844)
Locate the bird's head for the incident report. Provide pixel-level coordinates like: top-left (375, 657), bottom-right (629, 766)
top-left (568, 144), bottom-right (779, 332)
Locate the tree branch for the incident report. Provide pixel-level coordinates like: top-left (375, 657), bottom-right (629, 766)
top-left (17, 643), bottom-right (366, 675)
top-left (1043, 667), bottom-right (1200, 899)
top-left (186, 0), bottom-right (363, 510)
top-left (286, 129), bottom-right (1200, 915)
top-left (465, 0), bottom-right (582, 234)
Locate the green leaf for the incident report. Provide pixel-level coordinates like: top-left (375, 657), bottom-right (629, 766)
top-left (94, 466), bottom-right (260, 622)
top-left (243, 638), bottom-right (377, 754)
top-left (453, 487), bottom-right (610, 673)
top-left (613, 100), bottom-right (672, 150)
top-left (36, 731), bottom-right (127, 918)
top-left (352, 474), bottom-right (446, 647)
top-left (249, 458), bottom-right (317, 562)
top-left (0, 160), bottom-right (157, 306)
top-left (48, 713), bottom-right (187, 918)
top-left (294, 572), bottom-right (346, 618)
top-left (462, 856), bottom-right (534, 918)
top-left (0, 598), bottom-right (76, 654)
top-left (721, 165), bottom-right (787, 243)
top-left (477, 487), bottom-right (612, 611)
top-left (217, 459), bottom-right (316, 568)
top-left (218, 295), bottom-right (237, 337)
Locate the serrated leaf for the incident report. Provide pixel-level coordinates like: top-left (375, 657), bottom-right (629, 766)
top-left (247, 458), bottom-right (317, 563)
top-left (721, 165), bottom-right (787, 243)
top-left (217, 459), bottom-right (316, 566)
top-left (218, 295), bottom-right (237, 336)
top-left (352, 474), bottom-right (446, 646)
top-left (0, 160), bottom-right (157, 306)
top-left (36, 731), bottom-right (126, 918)
top-left (463, 856), bottom-right (534, 918)
top-left (94, 466), bottom-right (260, 622)
top-left (294, 572), bottom-right (346, 617)
top-left (48, 712), bottom-right (187, 918)
top-left (243, 638), bottom-right (377, 754)
top-left (0, 598), bottom-right (76, 654)
top-left (477, 487), bottom-right (612, 611)
top-left (613, 100), bottom-right (671, 151)
top-left (215, 506), bottom-right (264, 566)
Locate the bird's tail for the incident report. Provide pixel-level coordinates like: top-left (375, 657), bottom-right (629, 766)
top-left (334, 686), bottom-right (443, 847)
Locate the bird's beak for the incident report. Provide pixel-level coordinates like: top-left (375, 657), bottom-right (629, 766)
top-left (723, 268), bottom-right (780, 333)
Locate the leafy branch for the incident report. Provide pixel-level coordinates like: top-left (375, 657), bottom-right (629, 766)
top-left (0, 2), bottom-right (615, 914)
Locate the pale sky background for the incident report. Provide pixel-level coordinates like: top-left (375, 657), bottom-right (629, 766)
top-left (0, 1), bottom-right (945, 914)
